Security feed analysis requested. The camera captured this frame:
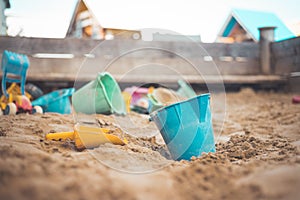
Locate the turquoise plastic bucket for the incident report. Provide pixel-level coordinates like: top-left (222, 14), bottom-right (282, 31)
top-left (150, 93), bottom-right (215, 160)
top-left (72, 72), bottom-right (126, 115)
top-left (32, 88), bottom-right (75, 114)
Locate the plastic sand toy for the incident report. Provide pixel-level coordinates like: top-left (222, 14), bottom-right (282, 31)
top-left (72, 72), bottom-right (126, 115)
top-left (0, 83), bottom-right (43, 115)
top-left (150, 93), bottom-right (215, 160)
top-left (46, 124), bottom-right (127, 150)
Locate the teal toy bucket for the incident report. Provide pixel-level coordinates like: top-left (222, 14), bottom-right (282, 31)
top-left (72, 72), bottom-right (126, 115)
top-left (150, 93), bottom-right (215, 161)
top-left (32, 88), bottom-right (75, 114)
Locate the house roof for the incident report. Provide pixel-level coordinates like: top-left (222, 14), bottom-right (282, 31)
top-left (66, 0), bottom-right (140, 37)
top-left (218, 8), bottom-right (295, 42)
top-left (66, 0), bottom-right (102, 37)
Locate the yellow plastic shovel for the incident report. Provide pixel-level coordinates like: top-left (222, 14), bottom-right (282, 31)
top-left (46, 124), bottom-right (127, 150)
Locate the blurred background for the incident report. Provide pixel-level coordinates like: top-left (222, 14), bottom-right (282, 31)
top-left (2, 0), bottom-right (300, 41)
top-left (0, 0), bottom-right (300, 93)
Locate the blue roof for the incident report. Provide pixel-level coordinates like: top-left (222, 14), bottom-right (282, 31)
top-left (222, 9), bottom-right (295, 42)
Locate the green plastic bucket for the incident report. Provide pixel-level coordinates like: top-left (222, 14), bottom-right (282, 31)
top-left (148, 93), bottom-right (164, 113)
top-left (72, 72), bottom-right (126, 115)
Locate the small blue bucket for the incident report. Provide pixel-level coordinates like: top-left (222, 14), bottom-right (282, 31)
top-left (32, 88), bottom-right (75, 114)
top-left (150, 93), bottom-right (215, 161)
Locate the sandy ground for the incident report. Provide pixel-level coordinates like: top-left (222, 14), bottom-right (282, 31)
top-left (0, 88), bottom-right (299, 200)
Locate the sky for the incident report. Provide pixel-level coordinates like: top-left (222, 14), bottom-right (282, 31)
top-left (5, 0), bottom-right (300, 42)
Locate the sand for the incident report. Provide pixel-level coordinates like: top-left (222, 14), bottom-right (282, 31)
top-left (0, 88), bottom-right (299, 200)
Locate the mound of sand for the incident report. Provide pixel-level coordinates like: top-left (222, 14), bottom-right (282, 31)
top-left (0, 89), bottom-right (299, 200)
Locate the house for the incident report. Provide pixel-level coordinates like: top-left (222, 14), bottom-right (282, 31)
top-left (66, 0), bottom-right (141, 40)
top-left (216, 8), bottom-right (295, 43)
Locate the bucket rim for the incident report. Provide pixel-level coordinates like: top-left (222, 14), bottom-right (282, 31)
top-left (96, 72), bottom-right (112, 112)
top-left (96, 72), bottom-right (126, 114)
top-left (32, 88), bottom-right (75, 106)
top-left (147, 93), bottom-right (164, 106)
top-left (149, 93), bottom-right (210, 118)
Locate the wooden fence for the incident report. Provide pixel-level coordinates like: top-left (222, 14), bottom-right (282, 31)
top-left (271, 36), bottom-right (300, 75)
top-left (0, 36), bottom-right (299, 84)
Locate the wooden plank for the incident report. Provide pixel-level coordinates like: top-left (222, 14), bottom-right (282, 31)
top-left (89, 40), bottom-right (259, 59)
top-left (0, 36), bottom-right (100, 56)
top-left (202, 42), bottom-right (259, 58)
top-left (271, 37), bottom-right (300, 74)
top-left (0, 36), bottom-right (259, 59)
top-left (0, 72), bottom-right (285, 85)
top-left (26, 60), bottom-right (259, 77)
top-left (81, 58), bottom-right (259, 76)
top-left (0, 55), bottom-right (258, 79)
top-left (113, 75), bottom-right (285, 84)
top-left (274, 57), bottom-right (300, 75)
top-left (271, 36), bottom-right (300, 58)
